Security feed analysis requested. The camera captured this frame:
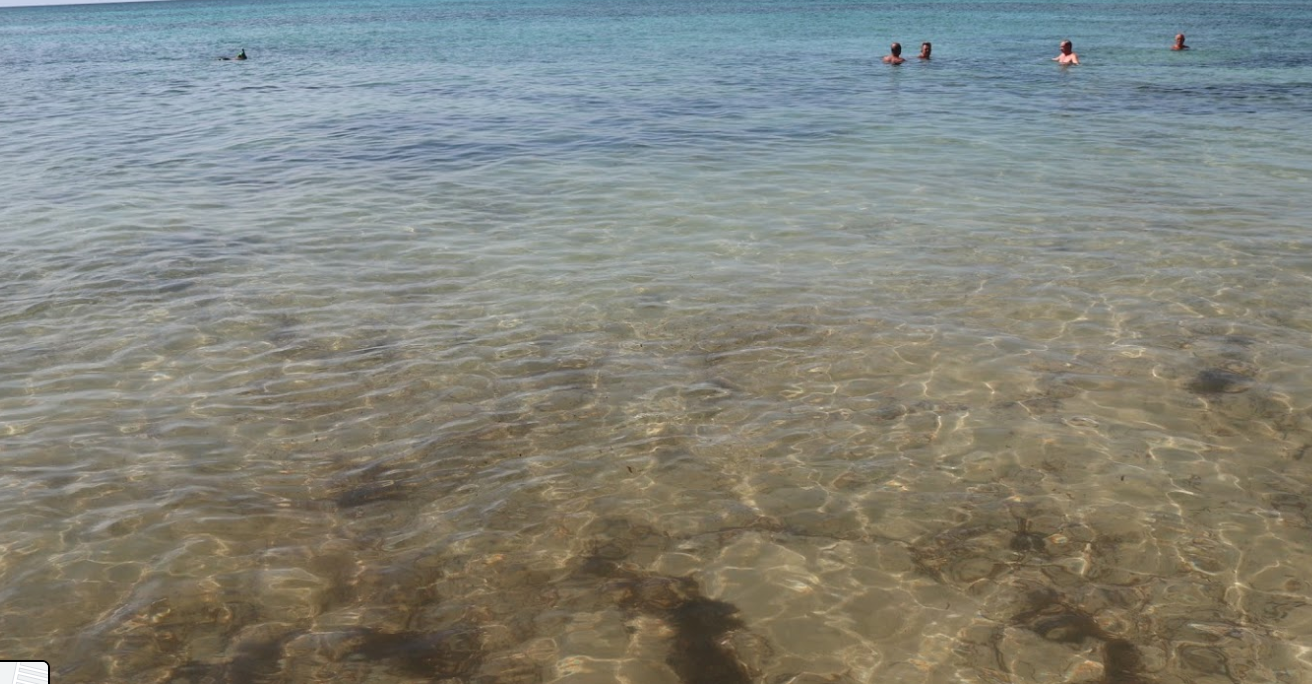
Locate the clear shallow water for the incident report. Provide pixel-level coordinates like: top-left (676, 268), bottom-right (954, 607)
top-left (2, 0), bottom-right (1312, 682)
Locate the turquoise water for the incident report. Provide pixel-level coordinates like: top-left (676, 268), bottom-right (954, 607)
top-left (3, 0), bottom-right (1312, 682)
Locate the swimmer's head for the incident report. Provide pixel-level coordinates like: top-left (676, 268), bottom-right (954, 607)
top-left (890, 42), bottom-right (902, 57)
top-left (920, 42), bottom-right (931, 58)
top-left (1059, 40), bottom-right (1073, 54)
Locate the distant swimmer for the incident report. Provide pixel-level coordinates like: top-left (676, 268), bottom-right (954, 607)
top-left (219, 49), bottom-right (247, 61)
top-left (883, 42), bottom-right (905, 65)
top-left (1172, 33), bottom-right (1189, 50)
top-left (919, 42), bottom-right (932, 60)
top-left (1053, 40), bottom-right (1079, 65)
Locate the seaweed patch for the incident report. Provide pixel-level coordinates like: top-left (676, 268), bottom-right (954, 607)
top-left (1186, 369), bottom-right (1253, 395)
top-left (1010, 588), bottom-right (1153, 684)
top-left (165, 630), bottom-right (303, 684)
top-left (1102, 638), bottom-right (1151, 684)
top-left (1008, 517), bottom-right (1048, 555)
top-left (162, 626), bottom-right (485, 682)
top-left (577, 548), bottom-right (756, 684)
top-left (664, 595), bottom-right (752, 684)
top-left (333, 479), bottom-right (413, 508)
top-left (345, 626), bottom-right (484, 678)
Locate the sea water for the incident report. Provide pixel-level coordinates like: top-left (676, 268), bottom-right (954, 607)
top-left (2, 0), bottom-right (1312, 681)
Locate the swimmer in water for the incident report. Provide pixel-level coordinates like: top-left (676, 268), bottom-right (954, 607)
top-left (883, 42), bottom-right (905, 65)
top-left (919, 42), bottom-right (932, 59)
top-left (1172, 33), bottom-right (1189, 50)
top-left (1053, 40), bottom-right (1079, 65)
top-left (219, 49), bottom-right (247, 61)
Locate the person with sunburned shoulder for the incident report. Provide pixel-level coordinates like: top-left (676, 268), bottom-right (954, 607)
top-left (1053, 40), bottom-right (1079, 65)
top-left (883, 42), bottom-right (905, 65)
top-left (919, 42), bottom-right (932, 60)
top-left (1172, 33), bottom-right (1189, 50)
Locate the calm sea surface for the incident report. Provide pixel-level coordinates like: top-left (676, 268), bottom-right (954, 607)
top-left (3, 0), bottom-right (1312, 681)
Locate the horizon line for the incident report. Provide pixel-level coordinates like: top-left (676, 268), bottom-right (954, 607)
top-left (1, 0), bottom-right (173, 8)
